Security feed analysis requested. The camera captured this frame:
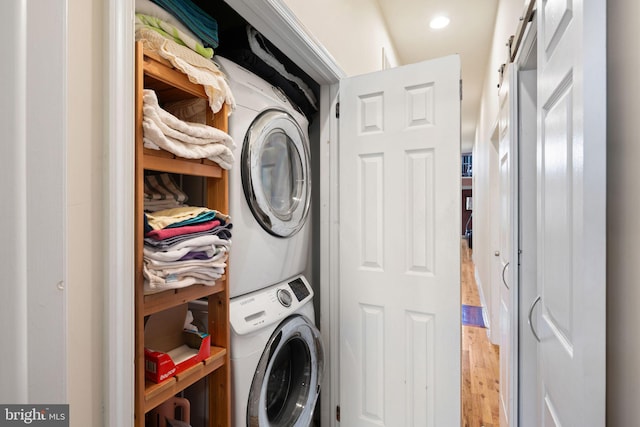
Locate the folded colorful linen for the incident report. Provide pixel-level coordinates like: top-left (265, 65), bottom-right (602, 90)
top-left (136, 14), bottom-right (213, 58)
top-left (145, 219), bottom-right (221, 240)
top-left (150, 0), bottom-right (219, 48)
top-left (136, 0), bottom-right (200, 43)
top-left (146, 206), bottom-right (212, 229)
top-left (144, 224), bottom-right (232, 250)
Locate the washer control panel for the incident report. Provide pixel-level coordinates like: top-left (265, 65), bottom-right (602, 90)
top-left (230, 275), bottom-right (314, 335)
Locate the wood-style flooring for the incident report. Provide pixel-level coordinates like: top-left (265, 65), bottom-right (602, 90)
top-left (461, 239), bottom-right (500, 427)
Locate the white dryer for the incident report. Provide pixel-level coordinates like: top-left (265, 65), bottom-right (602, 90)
top-left (215, 56), bottom-right (312, 298)
top-left (230, 275), bottom-right (323, 426)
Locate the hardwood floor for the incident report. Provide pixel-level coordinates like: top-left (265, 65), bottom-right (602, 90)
top-left (461, 239), bottom-right (500, 427)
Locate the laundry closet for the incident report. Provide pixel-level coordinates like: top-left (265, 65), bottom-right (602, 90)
top-left (132, 0), bottom-right (327, 426)
top-left (128, 0), bottom-right (467, 425)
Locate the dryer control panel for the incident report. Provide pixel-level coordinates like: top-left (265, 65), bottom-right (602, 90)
top-left (230, 275), bottom-right (314, 336)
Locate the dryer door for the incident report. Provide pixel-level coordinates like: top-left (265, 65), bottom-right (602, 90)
top-left (242, 109), bottom-right (310, 238)
top-left (247, 315), bottom-right (324, 427)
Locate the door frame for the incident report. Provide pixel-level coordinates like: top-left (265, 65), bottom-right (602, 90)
top-left (104, 1), bottom-right (344, 425)
top-left (105, 1), bottom-right (135, 425)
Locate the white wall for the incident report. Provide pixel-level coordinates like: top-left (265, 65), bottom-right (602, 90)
top-left (606, 1), bottom-right (640, 424)
top-left (282, 0), bottom-right (400, 76)
top-left (67, 0), bottom-right (105, 424)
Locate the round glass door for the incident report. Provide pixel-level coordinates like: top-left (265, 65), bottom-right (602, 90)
top-left (242, 110), bottom-right (310, 238)
top-left (247, 315), bottom-right (324, 427)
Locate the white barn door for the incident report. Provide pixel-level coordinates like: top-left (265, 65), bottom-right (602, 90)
top-left (339, 55), bottom-right (461, 426)
top-left (498, 63), bottom-right (517, 427)
top-left (535, 0), bottom-right (606, 424)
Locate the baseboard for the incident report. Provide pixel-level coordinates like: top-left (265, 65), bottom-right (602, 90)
top-left (474, 267), bottom-right (496, 342)
top-left (474, 268), bottom-right (490, 329)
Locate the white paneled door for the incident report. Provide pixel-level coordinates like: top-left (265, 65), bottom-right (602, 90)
top-left (339, 55), bottom-right (461, 426)
top-left (535, 0), bottom-right (606, 425)
top-left (498, 63), bottom-right (514, 427)
top-left (498, 62), bottom-right (522, 427)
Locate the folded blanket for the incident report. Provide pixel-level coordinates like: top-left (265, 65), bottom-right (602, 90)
top-left (136, 14), bottom-right (213, 59)
top-left (136, 27), bottom-right (235, 113)
top-left (143, 89), bottom-right (235, 149)
top-left (144, 256), bottom-right (227, 270)
top-left (149, 0), bottom-right (219, 48)
top-left (144, 244), bottom-right (218, 262)
top-left (144, 239), bottom-right (229, 261)
top-left (144, 274), bottom-right (222, 293)
top-left (145, 234), bottom-right (231, 252)
top-left (145, 266), bottom-right (224, 280)
top-left (144, 225), bottom-right (232, 249)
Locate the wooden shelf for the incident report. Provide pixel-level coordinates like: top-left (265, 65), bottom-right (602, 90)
top-left (143, 150), bottom-right (223, 178)
top-left (144, 279), bottom-right (225, 316)
top-left (134, 41), bottom-right (231, 426)
top-left (144, 346), bottom-right (227, 413)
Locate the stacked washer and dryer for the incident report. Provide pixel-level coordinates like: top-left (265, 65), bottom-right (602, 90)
top-left (215, 56), bottom-right (324, 427)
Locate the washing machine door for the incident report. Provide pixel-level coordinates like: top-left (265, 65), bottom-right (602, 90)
top-left (242, 109), bottom-right (310, 238)
top-left (247, 315), bottom-right (324, 427)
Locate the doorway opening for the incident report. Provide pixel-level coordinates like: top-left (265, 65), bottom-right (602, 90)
top-left (461, 143), bottom-right (500, 426)
top-left (460, 19), bottom-right (539, 427)
top-left (461, 236), bottom-right (500, 427)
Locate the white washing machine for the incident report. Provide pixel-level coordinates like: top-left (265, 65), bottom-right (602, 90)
top-left (215, 56), bottom-right (312, 298)
top-left (230, 275), bottom-right (323, 427)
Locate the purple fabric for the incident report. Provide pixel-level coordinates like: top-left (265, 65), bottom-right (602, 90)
top-left (178, 251), bottom-right (213, 261)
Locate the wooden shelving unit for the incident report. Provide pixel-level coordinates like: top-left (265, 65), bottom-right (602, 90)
top-left (134, 41), bottom-right (231, 427)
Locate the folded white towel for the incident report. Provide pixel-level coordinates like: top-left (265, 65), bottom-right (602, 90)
top-left (143, 117), bottom-right (234, 169)
top-left (143, 244), bottom-right (218, 262)
top-left (164, 98), bottom-right (207, 124)
top-left (143, 89), bottom-right (235, 150)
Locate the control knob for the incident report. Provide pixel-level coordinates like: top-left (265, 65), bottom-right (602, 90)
top-left (277, 288), bottom-right (292, 307)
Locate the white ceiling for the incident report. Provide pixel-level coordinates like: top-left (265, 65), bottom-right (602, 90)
top-left (375, 0), bottom-right (499, 152)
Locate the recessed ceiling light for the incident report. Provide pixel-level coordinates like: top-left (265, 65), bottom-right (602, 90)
top-left (430, 15), bottom-right (450, 30)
